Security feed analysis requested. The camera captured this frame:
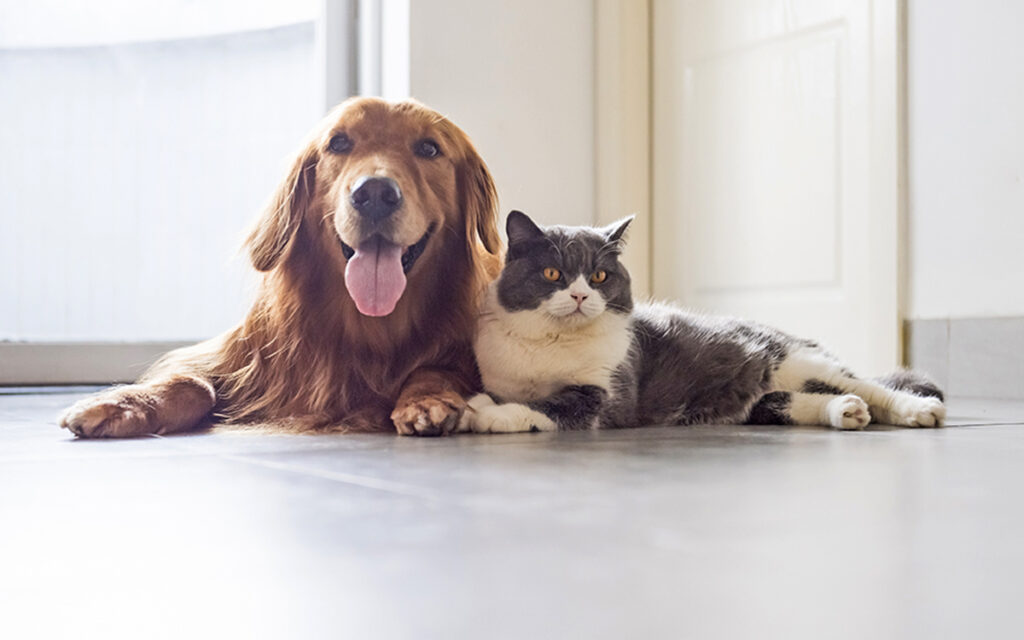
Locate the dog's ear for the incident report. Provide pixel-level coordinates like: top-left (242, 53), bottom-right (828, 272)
top-left (246, 142), bottom-right (319, 271)
top-left (457, 139), bottom-right (500, 255)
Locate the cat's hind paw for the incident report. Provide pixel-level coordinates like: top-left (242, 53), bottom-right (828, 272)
top-left (470, 401), bottom-right (557, 434)
top-left (827, 394), bottom-right (871, 430)
top-left (891, 395), bottom-right (946, 427)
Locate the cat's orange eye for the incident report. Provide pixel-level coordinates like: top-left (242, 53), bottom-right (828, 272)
top-left (543, 268), bottom-right (561, 282)
top-left (590, 270), bottom-right (608, 284)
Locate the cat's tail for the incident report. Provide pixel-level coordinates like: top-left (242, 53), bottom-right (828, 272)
top-left (872, 369), bottom-right (945, 402)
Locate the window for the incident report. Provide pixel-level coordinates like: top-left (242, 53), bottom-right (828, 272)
top-left (0, 0), bottom-right (333, 344)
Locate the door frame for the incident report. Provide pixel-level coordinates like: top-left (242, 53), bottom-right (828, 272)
top-left (594, 0), bottom-right (652, 298)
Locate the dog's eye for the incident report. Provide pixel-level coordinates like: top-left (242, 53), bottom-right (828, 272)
top-left (543, 268), bottom-right (561, 282)
top-left (414, 138), bottom-right (441, 159)
top-left (327, 134), bottom-right (353, 154)
top-left (590, 270), bottom-right (608, 284)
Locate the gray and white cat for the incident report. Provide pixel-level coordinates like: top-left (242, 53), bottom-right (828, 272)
top-left (459, 210), bottom-right (946, 434)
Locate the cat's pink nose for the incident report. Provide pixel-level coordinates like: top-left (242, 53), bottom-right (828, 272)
top-left (570, 292), bottom-right (588, 305)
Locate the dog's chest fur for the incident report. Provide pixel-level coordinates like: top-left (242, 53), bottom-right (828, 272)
top-left (474, 291), bottom-right (632, 403)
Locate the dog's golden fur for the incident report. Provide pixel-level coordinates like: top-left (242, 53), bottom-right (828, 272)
top-left (60, 98), bottom-right (501, 437)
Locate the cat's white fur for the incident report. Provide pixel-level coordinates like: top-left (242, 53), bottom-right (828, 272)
top-left (457, 393), bottom-right (557, 433)
top-left (786, 392), bottom-right (871, 430)
top-left (775, 346), bottom-right (946, 427)
top-left (472, 279), bottom-right (632, 403)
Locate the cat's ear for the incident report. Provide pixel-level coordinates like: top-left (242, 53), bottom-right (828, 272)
top-left (601, 215), bottom-right (635, 248)
top-left (506, 210), bottom-right (545, 247)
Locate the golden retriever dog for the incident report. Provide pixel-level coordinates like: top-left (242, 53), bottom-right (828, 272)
top-left (59, 97), bottom-right (501, 437)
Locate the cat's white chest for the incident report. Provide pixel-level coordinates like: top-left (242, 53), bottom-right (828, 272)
top-left (474, 297), bottom-right (632, 403)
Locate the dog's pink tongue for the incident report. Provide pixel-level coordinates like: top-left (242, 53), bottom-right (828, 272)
top-left (344, 237), bottom-right (407, 317)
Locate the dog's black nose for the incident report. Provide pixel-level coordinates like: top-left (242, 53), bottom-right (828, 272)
top-left (350, 176), bottom-right (402, 220)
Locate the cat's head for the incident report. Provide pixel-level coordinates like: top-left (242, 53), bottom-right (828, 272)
top-left (495, 210), bottom-right (634, 325)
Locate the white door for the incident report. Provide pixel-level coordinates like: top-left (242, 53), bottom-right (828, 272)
top-left (651, 0), bottom-right (902, 376)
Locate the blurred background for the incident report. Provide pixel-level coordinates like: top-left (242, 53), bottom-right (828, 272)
top-left (1, 0), bottom-right (1021, 400)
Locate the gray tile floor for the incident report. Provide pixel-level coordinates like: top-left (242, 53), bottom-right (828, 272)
top-left (3, 388), bottom-right (1024, 639)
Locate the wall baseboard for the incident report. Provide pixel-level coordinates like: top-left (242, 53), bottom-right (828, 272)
top-left (0, 342), bottom-right (193, 385)
top-left (4, 323), bottom-right (1019, 397)
top-left (906, 317), bottom-right (1024, 400)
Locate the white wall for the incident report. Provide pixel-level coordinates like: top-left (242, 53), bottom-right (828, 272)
top-left (908, 0), bottom-right (1024, 319)
top-left (405, 0), bottom-right (596, 229)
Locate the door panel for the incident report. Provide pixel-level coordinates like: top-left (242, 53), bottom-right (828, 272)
top-left (652, 0), bottom-right (901, 375)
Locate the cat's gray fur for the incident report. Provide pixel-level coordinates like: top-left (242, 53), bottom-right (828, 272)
top-left (460, 211), bottom-right (946, 434)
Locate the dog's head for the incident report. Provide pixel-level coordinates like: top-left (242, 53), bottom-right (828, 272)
top-left (247, 97), bottom-right (499, 317)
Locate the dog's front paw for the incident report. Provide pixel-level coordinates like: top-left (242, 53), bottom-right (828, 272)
top-left (59, 387), bottom-right (156, 438)
top-left (391, 392), bottom-right (465, 437)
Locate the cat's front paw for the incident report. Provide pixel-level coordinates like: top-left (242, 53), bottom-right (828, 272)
top-left (467, 399), bottom-right (557, 434)
top-left (455, 393), bottom-right (494, 433)
top-left (827, 394), bottom-right (871, 430)
top-left (890, 395), bottom-right (946, 428)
